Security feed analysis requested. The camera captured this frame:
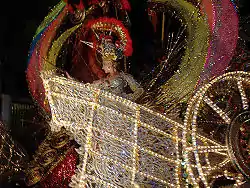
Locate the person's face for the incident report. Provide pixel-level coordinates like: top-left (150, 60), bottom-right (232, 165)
top-left (102, 60), bottom-right (115, 74)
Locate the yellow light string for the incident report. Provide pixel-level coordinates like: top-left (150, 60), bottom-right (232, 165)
top-left (131, 106), bottom-right (140, 185)
top-left (183, 71), bottom-right (250, 186)
top-left (45, 24), bottom-right (82, 71)
top-left (42, 71), bottom-right (250, 187)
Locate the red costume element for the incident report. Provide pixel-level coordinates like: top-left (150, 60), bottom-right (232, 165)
top-left (148, 8), bottom-right (157, 32)
top-left (86, 17), bottom-right (133, 57)
top-left (119, 0), bottom-right (131, 11)
top-left (71, 17), bottom-right (133, 82)
top-left (87, 0), bottom-right (101, 5)
top-left (71, 27), bottom-right (106, 82)
top-left (40, 148), bottom-right (78, 188)
top-left (64, 0), bottom-right (85, 13)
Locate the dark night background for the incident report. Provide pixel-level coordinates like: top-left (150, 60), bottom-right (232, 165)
top-left (0, 0), bottom-right (249, 99)
top-left (0, 0), bottom-right (59, 99)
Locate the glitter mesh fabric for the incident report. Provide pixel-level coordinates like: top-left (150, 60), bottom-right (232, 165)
top-left (198, 0), bottom-right (239, 87)
top-left (27, 7), bottom-right (67, 113)
top-left (149, 0), bottom-right (210, 106)
top-left (40, 147), bottom-right (78, 188)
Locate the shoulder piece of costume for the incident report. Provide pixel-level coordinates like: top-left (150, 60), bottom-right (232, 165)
top-left (120, 72), bottom-right (144, 101)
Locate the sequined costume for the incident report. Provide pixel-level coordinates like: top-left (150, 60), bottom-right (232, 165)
top-left (94, 72), bottom-right (143, 101)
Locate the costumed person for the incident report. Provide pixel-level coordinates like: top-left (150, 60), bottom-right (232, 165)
top-left (25, 0), bottom-right (133, 186)
top-left (92, 56), bottom-right (144, 102)
top-left (24, 0), bottom-right (250, 187)
top-left (65, 0), bottom-right (132, 84)
top-left (68, 30), bottom-right (144, 102)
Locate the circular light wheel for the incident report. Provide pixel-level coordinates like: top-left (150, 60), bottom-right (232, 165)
top-left (183, 71), bottom-right (250, 187)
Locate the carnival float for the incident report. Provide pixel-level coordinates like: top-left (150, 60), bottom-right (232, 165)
top-left (1, 0), bottom-right (250, 187)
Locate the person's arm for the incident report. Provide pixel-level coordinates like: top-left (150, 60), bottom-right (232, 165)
top-left (65, 72), bottom-right (73, 79)
top-left (92, 78), bottom-right (110, 89)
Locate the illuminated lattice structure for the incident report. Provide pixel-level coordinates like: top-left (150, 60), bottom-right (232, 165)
top-left (42, 71), bottom-right (184, 187)
top-left (41, 71), bottom-right (250, 187)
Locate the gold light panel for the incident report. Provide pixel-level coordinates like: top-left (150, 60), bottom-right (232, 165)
top-left (41, 71), bottom-right (183, 187)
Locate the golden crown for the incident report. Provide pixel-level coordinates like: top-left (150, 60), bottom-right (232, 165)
top-left (99, 38), bottom-right (119, 61)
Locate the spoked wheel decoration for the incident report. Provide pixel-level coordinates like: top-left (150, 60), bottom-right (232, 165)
top-left (183, 71), bottom-right (250, 187)
top-left (228, 111), bottom-right (250, 180)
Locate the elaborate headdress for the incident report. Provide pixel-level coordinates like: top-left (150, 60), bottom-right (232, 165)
top-left (64, 0), bottom-right (131, 13)
top-left (82, 17), bottom-right (133, 62)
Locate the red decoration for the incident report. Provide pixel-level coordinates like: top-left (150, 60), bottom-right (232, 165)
top-left (120, 0), bottom-right (131, 11)
top-left (87, 0), bottom-right (100, 5)
top-left (86, 17), bottom-right (133, 57)
top-left (115, 40), bottom-right (121, 48)
top-left (71, 25), bottom-right (105, 81)
top-left (99, 34), bottom-right (113, 41)
top-left (39, 148), bottom-right (78, 188)
top-left (66, 0), bottom-right (85, 13)
top-left (27, 8), bottom-right (67, 113)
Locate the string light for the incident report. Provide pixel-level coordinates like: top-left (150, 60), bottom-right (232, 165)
top-left (42, 71), bottom-right (250, 187)
top-left (42, 71), bottom-right (180, 187)
top-left (183, 71), bottom-right (250, 186)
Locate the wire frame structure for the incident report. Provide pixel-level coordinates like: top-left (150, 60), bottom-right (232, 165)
top-left (0, 122), bottom-right (27, 181)
top-left (41, 71), bottom-right (250, 187)
top-left (41, 71), bottom-right (183, 187)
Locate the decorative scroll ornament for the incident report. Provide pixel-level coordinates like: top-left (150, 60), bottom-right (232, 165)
top-left (25, 129), bottom-right (78, 187)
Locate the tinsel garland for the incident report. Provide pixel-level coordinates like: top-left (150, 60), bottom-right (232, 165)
top-left (153, 0), bottom-right (209, 106)
top-left (198, 0), bottom-right (238, 87)
top-left (27, 7), bottom-right (68, 112)
top-left (46, 24), bottom-right (82, 71)
top-left (34, 1), bottom-right (66, 39)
